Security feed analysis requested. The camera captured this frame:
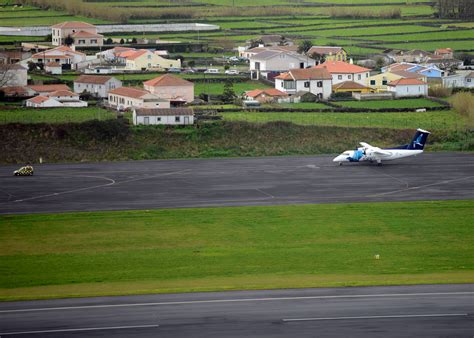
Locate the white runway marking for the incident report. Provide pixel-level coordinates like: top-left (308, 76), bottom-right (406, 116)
top-left (368, 175), bottom-right (474, 198)
top-left (0, 324), bottom-right (159, 336)
top-left (12, 170), bottom-right (191, 203)
top-left (282, 313), bottom-right (468, 322)
top-left (1, 292), bottom-right (472, 314)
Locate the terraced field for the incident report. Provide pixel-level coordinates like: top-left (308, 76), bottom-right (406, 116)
top-left (0, 0), bottom-right (472, 56)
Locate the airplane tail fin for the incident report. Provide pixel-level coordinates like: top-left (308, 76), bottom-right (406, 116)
top-left (408, 128), bottom-right (430, 150)
top-left (392, 129), bottom-right (430, 150)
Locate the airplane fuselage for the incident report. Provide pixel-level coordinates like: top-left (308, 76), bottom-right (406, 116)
top-left (333, 148), bottom-right (423, 164)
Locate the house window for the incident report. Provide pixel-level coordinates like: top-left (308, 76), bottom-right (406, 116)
top-left (79, 40), bottom-right (85, 44)
top-left (366, 73), bottom-right (369, 78)
top-left (300, 62), bottom-right (304, 69)
top-left (304, 81), bottom-right (310, 88)
top-left (91, 39), bottom-right (97, 44)
top-left (317, 81), bottom-right (323, 88)
top-left (255, 62), bottom-right (260, 70)
top-left (467, 78), bottom-right (471, 82)
top-left (144, 117), bottom-right (149, 125)
top-left (348, 75), bottom-right (352, 80)
top-left (358, 74), bottom-right (361, 80)
top-left (283, 81), bottom-right (296, 90)
top-left (370, 80), bottom-right (376, 85)
top-left (382, 80), bottom-right (387, 85)
top-left (157, 117), bottom-right (161, 122)
top-left (148, 55), bottom-right (152, 59)
top-left (175, 116), bottom-right (180, 122)
top-left (338, 75), bottom-right (342, 80)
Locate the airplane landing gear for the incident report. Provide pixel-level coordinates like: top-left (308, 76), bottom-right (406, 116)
top-left (377, 160), bottom-right (382, 166)
top-left (339, 162), bottom-right (343, 166)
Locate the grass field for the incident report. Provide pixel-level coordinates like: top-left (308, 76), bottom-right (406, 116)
top-left (333, 98), bottom-right (446, 109)
top-left (221, 110), bottom-right (463, 130)
top-left (0, 107), bottom-right (115, 124)
top-left (1, 200), bottom-right (472, 300)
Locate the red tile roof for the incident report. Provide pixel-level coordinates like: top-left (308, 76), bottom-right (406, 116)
top-left (388, 78), bottom-right (427, 86)
top-left (314, 61), bottom-right (370, 74)
top-left (51, 21), bottom-right (96, 29)
top-left (246, 88), bottom-right (287, 98)
top-left (75, 75), bottom-right (113, 85)
top-left (27, 96), bottom-right (50, 104)
top-left (109, 87), bottom-right (150, 99)
top-left (275, 67), bottom-right (332, 80)
top-left (307, 46), bottom-right (344, 56)
top-left (27, 84), bottom-right (71, 93)
top-left (71, 31), bottom-right (103, 38)
top-left (333, 81), bottom-right (370, 90)
top-left (390, 70), bottom-right (426, 79)
top-left (47, 90), bottom-right (78, 97)
top-left (144, 74), bottom-right (192, 87)
top-left (124, 50), bottom-right (149, 61)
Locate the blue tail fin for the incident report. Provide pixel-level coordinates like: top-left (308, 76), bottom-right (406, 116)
top-left (392, 129), bottom-right (430, 150)
top-left (408, 128), bottom-right (430, 150)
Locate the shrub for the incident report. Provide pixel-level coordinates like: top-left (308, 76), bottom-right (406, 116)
top-left (451, 92), bottom-right (474, 127)
top-left (429, 85), bottom-right (452, 98)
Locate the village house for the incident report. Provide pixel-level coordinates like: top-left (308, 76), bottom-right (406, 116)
top-left (133, 108), bottom-right (194, 126)
top-left (95, 47), bottom-right (135, 63)
top-left (387, 78), bottom-right (428, 98)
top-left (26, 90), bottom-right (88, 108)
top-left (244, 88), bottom-right (288, 103)
top-left (108, 87), bottom-right (170, 111)
top-left (45, 62), bottom-right (62, 75)
top-left (74, 75), bottom-right (122, 98)
top-left (0, 49), bottom-right (30, 64)
top-left (307, 46), bottom-right (347, 62)
top-left (387, 49), bottom-right (432, 63)
top-left (250, 50), bottom-right (315, 80)
top-left (442, 71), bottom-right (474, 88)
top-left (314, 61), bottom-right (371, 86)
top-left (366, 70), bottom-right (427, 92)
top-left (51, 21), bottom-right (104, 47)
top-left (434, 48), bottom-right (454, 59)
top-left (143, 74), bottom-right (194, 105)
top-left (31, 46), bottom-right (86, 70)
top-left (383, 62), bottom-right (445, 80)
top-left (274, 67), bottom-right (332, 99)
top-left (0, 64), bottom-right (27, 87)
top-left (118, 49), bottom-right (181, 71)
top-left (239, 45), bottom-right (298, 60)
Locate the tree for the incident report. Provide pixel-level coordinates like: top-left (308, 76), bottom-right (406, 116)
top-left (310, 52), bottom-right (325, 65)
top-left (105, 38), bottom-right (113, 45)
top-left (221, 80), bottom-right (236, 103)
top-left (187, 60), bottom-right (195, 68)
top-left (120, 38), bottom-right (125, 44)
top-left (0, 64), bottom-right (16, 88)
top-left (433, 0), bottom-right (474, 19)
top-left (297, 40), bottom-right (313, 54)
top-left (131, 37), bottom-right (137, 44)
top-left (375, 57), bottom-right (386, 69)
top-left (27, 61), bottom-right (37, 72)
top-left (64, 34), bottom-right (74, 46)
top-left (278, 35), bottom-right (288, 46)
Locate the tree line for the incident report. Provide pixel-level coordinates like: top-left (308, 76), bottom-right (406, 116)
top-left (434, 0), bottom-right (474, 19)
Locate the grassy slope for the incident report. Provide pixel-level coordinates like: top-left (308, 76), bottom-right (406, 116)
top-left (1, 200), bottom-right (473, 301)
top-left (0, 107), bottom-right (115, 124)
top-left (333, 98), bottom-right (445, 109)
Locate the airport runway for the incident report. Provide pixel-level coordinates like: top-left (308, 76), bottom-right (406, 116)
top-left (0, 284), bottom-right (472, 337)
top-left (0, 153), bottom-right (473, 214)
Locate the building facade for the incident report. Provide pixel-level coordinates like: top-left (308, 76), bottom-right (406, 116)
top-left (74, 75), bottom-right (122, 98)
top-left (51, 21), bottom-right (103, 47)
top-left (108, 87), bottom-right (170, 111)
top-left (274, 67), bottom-right (332, 99)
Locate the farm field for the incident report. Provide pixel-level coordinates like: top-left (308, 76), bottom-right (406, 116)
top-left (1, 200), bottom-right (472, 300)
top-left (0, 107), bottom-right (115, 124)
top-left (333, 98), bottom-right (446, 109)
top-left (221, 110), bottom-right (464, 130)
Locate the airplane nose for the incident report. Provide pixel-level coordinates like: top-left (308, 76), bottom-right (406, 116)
top-left (333, 155), bottom-right (343, 162)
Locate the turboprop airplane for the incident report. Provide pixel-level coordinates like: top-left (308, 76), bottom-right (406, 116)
top-left (333, 128), bottom-right (430, 165)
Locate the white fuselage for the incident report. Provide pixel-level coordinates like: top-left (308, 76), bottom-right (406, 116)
top-left (333, 148), bottom-right (423, 163)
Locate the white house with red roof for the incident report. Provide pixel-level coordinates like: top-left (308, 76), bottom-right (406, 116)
top-left (387, 78), bottom-right (428, 98)
top-left (274, 67), bottom-right (333, 99)
top-left (249, 49), bottom-right (315, 80)
top-left (244, 88), bottom-right (288, 103)
top-left (108, 87), bottom-right (170, 111)
top-left (143, 74), bottom-right (194, 104)
top-left (74, 75), bottom-right (122, 98)
top-left (26, 90), bottom-right (87, 108)
top-left (314, 61), bottom-right (371, 86)
top-left (27, 84), bottom-right (72, 96)
top-left (51, 21), bottom-right (103, 47)
top-left (31, 46), bottom-right (86, 70)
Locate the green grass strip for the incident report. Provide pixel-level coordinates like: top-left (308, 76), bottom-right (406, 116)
top-left (1, 200), bottom-right (473, 301)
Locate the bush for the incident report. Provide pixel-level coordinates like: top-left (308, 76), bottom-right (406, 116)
top-left (451, 92), bottom-right (474, 127)
top-left (429, 85), bottom-right (452, 98)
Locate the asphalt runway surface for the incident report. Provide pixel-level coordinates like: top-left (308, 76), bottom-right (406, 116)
top-left (0, 152), bottom-right (473, 214)
top-left (0, 284), bottom-right (473, 337)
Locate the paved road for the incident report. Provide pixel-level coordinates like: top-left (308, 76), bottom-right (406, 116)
top-left (1, 153), bottom-right (473, 214)
top-left (0, 284), bottom-right (472, 337)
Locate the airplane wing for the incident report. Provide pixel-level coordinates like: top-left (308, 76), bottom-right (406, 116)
top-left (360, 142), bottom-right (391, 156)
